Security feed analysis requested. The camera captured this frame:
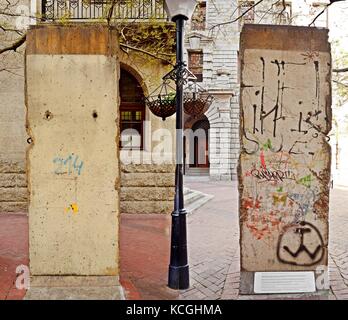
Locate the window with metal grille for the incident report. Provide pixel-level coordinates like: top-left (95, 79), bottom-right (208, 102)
top-left (188, 51), bottom-right (204, 82)
top-left (239, 1), bottom-right (255, 25)
top-left (191, 1), bottom-right (207, 31)
top-left (275, 2), bottom-right (292, 25)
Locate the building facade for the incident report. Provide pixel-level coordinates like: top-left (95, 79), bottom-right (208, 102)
top-left (184, 0), bottom-right (240, 180)
top-left (183, 0), bottom-right (329, 180)
top-left (0, 0), bottom-right (331, 213)
top-left (0, 0), bottom-right (29, 213)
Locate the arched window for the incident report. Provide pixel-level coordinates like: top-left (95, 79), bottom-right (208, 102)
top-left (119, 69), bottom-right (146, 150)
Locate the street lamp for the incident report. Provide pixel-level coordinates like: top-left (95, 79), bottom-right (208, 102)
top-left (164, 0), bottom-right (197, 290)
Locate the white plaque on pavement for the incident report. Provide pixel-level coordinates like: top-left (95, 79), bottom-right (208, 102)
top-left (254, 272), bottom-right (316, 294)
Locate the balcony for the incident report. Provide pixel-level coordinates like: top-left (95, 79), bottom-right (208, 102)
top-left (41, 0), bottom-right (168, 22)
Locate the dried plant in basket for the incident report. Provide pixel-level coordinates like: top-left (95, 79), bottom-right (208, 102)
top-left (183, 82), bottom-right (214, 118)
top-left (145, 79), bottom-right (177, 121)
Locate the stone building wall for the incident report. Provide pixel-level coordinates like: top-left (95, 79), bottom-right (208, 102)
top-left (121, 164), bottom-right (175, 214)
top-left (118, 49), bottom-right (176, 214)
top-left (184, 0), bottom-right (241, 180)
top-left (183, 0), bottom-right (329, 181)
top-left (0, 0), bottom-right (331, 213)
top-left (0, 0), bottom-right (30, 213)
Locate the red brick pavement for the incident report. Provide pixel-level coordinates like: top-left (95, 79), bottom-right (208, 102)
top-left (328, 186), bottom-right (348, 299)
top-left (179, 180), bottom-right (240, 300)
top-left (120, 214), bottom-right (178, 300)
top-left (1, 185), bottom-right (348, 300)
top-left (0, 213), bottom-right (28, 300)
top-left (0, 213), bottom-right (177, 300)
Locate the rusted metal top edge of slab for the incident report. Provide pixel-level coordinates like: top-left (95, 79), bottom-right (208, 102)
top-left (26, 24), bottom-right (119, 55)
top-left (240, 24), bottom-right (330, 52)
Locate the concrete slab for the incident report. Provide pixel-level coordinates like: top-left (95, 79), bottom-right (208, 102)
top-left (24, 276), bottom-right (125, 300)
top-left (238, 291), bottom-right (331, 300)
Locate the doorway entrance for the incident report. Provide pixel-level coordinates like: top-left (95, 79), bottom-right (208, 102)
top-left (185, 116), bottom-right (210, 176)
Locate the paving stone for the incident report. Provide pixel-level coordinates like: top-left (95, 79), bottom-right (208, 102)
top-left (179, 180), bottom-right (239, 300)
top-left (1, 183), bottom-right (348, 300)
top-left (0, 214), bottom-right (28, 301)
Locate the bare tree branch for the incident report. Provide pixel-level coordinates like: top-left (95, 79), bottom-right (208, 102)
top-left (309, 0), bottom-right (347, 27)
top-left (0, 25), bottom-right (23, 33)
top-left (0, 68), bottom-right (23, 76)
top-left (210, 0), bottom-right (264, 30)
top-left (255, 0), bottom-right (282, 24)
top-left (308, 6), bottom-right (327, 26)
top-left (0, 33), bottom-right (26, 54)
top-left (333, 79), bottom-right (348, 87)
top-left (120, 43), bottom-right (174, 66)
top-left (0, 10), bottom-right (37, 19)
top-left (333, 67), bottom-right (348, 73)
top-left (106, 0), bottom-right (117, 25)
top-left (279, 0), bottom-right (286, 16)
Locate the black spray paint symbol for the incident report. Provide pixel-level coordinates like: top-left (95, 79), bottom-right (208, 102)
top-left (277, 221), bottom-right (325, 267)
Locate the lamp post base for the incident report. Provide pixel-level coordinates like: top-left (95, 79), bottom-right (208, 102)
top-left (168, 264), bottom-right (190, 290)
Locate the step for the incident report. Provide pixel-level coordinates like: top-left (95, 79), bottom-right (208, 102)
top-left (183, 187), bottom-right (214, 215)
top-left (186, 172), bottom-right (210, 176)
top-left (185, 168), bottom-right (210, 176)
top-left (185, 190), bottom-right (205, 206)
top-left (184, 187), bottom-right (192, 196)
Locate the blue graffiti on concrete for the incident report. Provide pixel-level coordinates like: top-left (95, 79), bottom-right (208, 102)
top-left (53, 154), bottom-right (84, 176)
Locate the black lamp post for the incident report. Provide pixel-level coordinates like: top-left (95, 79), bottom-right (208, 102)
top-left (163, 0), bottom-right (197, 290)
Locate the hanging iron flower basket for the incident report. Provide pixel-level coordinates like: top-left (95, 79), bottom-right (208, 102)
top-left (183, 82), bottom-right (214, 118)
top-left (145, 80), bottom-right (176, 121)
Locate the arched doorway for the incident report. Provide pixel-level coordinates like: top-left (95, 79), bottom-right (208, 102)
top-left (119, 69), bottom-right (146, 150)
top-left (184, 115), bottom-right (210, 176)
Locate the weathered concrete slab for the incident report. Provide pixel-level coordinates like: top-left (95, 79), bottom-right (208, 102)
top-left (239, 25), bottom-right (331, 281)
top-left (26, 25), bottom-right (120, 276)
top-left (24, 276), bottom-right (124, 300)
top-left (24, 287), bottom-right (124, 300)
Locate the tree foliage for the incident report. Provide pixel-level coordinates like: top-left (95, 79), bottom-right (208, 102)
top-left (0, 0), bottom-right (177, 67)
top-left (118, 21), bottom-right (176, 65)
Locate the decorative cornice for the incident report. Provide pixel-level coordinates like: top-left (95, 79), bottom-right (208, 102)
top-left (206, 89), bottom-right (235, 97)
top-left (185, 31), bottom-right (214, 43)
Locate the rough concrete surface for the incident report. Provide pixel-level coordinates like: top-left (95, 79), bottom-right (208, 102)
top-left (24, 276), bottom-right (124, 300)
top-left (239, 26), bottom-right (331, 277)
top-left (26, 26), bottom-right (120, 276)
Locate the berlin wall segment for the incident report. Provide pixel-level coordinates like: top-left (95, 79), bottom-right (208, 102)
top-left (24, 25), bottom-right (122, 298)
top-left (238, 25), bottom-right (332, 295)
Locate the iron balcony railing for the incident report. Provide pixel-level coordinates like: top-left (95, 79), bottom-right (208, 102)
top-left (41, 0), bottom-right (168, 21)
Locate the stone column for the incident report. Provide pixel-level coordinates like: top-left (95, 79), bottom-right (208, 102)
top-left (25, 25), bottom-right (122, 299)
top-left (207, 92), bottom-right (236, 181)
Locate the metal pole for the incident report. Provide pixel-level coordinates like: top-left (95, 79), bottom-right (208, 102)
top-left (168, 16), bottom-right (190, 290)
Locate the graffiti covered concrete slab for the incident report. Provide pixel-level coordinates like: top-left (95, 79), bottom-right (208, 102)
top-left (239, 25), bottom-right (331, 272)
